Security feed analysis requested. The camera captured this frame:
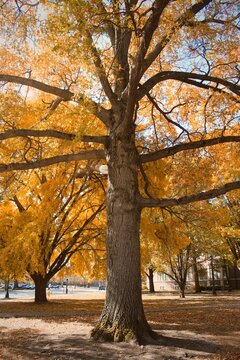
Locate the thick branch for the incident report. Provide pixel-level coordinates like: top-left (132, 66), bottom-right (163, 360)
top-left (138, 0), bottom-right (170, 60)
top-left (0, 129), bottom-right (108, 144)
top-left (142, 0), bottom-right (212, 73)
top-left (141, 136), bottom-right (240, 163)
top-left (186, 16), bottom-right (240, 31)
top-left (140, 181), bottom-right (240, 208)
top-left (138, 71), bottom-right (240, 99)
top-left (12, 195), bottom-right (25, 212)
top-left (129, 0), bottom-right (170, 84)
top-left (87, 33), bottom-right (118, 107)
top-left (0, 150), bottom-right (105, 173)
top-left (0, 75), bottom-right (111, 125)
top-left (0, 74), bottom-right (73, 100)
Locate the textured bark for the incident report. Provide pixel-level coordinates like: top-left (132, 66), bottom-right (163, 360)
top-left (91, 117), bottom-right (155, 344)
top-left (223, 262), bottom-right (232, 291)
top-left (31, 274), bottom-right (48, 303)
top-left (192, 258), bottom-right (201, 293)
top-left (13, 279), bottom-right (19, 290)
top-left (147, 268), bottom-right (155, 293)
top-left (179, 285), bottom-right (186, 298)
top-left (4, 279), bottom-right (10, 299)
top-left (0, 74), bottom-right (73, 99)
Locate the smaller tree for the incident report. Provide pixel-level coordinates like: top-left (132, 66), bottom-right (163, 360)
top-left (1, 166), bottom-right (105, 302)
top-left (0, 202), bottom-right (23, 299)
top-left (160, 241), bottom-right (192, 298)
top-left (142, 208), bottom-right (192, 297)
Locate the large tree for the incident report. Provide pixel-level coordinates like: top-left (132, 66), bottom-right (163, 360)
top-left (0, 0), bottom-right (240, 343)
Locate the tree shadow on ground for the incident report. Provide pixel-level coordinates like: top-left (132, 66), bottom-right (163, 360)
top-left (0, 328), bottom-right (234, 360)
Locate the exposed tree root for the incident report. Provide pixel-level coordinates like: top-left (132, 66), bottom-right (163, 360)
top-left (91, 323), bottom-right (161, 345)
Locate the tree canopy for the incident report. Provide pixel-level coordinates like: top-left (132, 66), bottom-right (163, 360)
top-left (0, 0), bottom-right (239, 344)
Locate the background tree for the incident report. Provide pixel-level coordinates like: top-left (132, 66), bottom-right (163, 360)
top-left (216, 193), bottom-right (240, 267)
top-left (0, 202), bottom-right (21, 299)
top-left (0, 0), bottom-right (239, 343)
top-left (146, 210), bottom-right (192, 298)
top-left (1, 166), bottom-right (105, 302)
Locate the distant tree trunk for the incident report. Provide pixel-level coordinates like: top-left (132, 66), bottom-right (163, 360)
top-left (220, 266), bottom-right (225, 290)
top-left (31, 273), bottom-right (48, 303)
top-left (4, 278), bottom-right (10, 299)
top-left (91, 120), bottom-right (155, 344)
top-left (148, 268), bottom-right (155, 293)
top-left (210, 255), bottom-right (217, 296)
top-left (13, 279), bottom-right (19, 289)
top-left (192, 258), bottom-right (201, 293)
top-left (223, 260), bottom-right (232, 291)
top-left (179, 282), bottom-right (186, 298)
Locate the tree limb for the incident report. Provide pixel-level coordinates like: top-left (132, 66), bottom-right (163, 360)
top-left (0, 150), bottom-right (106, 173)
top-left (0, 74), bottom-right (74, 100)
top-left (141, 136), bottom-right (240, 163)
top-left (140, 181), bottom-right (240, 208)
top-left (11, 195), bottom-right (25, 212)
top-left (0, 129), bottom-right (108, 144)
top-left (0, 74), bottom-right (111, 126)
top-left (86, 32), bottom-right (118, 107)
top-left (129, 0), bottom-right (171, 84)
top-left (142, 0), bottom-right (212, 73)
top-left (138, 71), bottom-right (240, 99)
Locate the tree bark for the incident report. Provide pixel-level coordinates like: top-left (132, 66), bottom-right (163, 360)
top-left (91, 120), bottom-right (155, 344)
top-left (13, 279), bottom-right (19, 290)
top-left (147, 268), bottom-right (155, 293)
top-left (179, 285), bottom-right (185, 298)
top-left (4, 279), bottom-right (10, 299)
top-left (31, 273), bottom-right (48, 303)
top-left (192, 258), bottom-right (201, 293)
top-left (223, 260), bottom-right (232, 291)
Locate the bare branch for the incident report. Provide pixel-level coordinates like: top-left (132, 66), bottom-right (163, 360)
top-left (0, 74), bottom-right (111, 125)
top-left (87, 32), bottom-right (118, 107)
top-left (140, 181), bottom-right (240, 208)
top-left (0, 150), bottom-right (105, 173)
top-left (142, 0), bottom-right (212, 73)
top-left (144, 90), bottom-right (191, 140)
top-left (11, 195), bottom-right (25, 212)
top-left (141, 136), bottom-right (240, 163)
top-left (0, 74), bottom-right (74, 100)
top-left (0, 129), bottom-right (108, 144)
top-left (129, 0), bottom-right (171, 83)
top-left (138, 71), bottom-right (240, 100)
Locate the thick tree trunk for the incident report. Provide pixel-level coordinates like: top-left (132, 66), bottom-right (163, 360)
top-left (31, 273), bottom-right (48, 303)
top-left (148, 268), bottom-right (155, 293)
top-left (91, 121), bottom-right (155, 344)
top-left (192, 258), bottom-right (201, 293)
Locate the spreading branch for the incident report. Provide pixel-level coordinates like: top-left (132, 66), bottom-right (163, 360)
top-left (0, 129), bottom-right (108, 144)
top-left (0, 74), bottom-right (74, 100)
top-left (87, 32), bottom-right (118, 107)
top-left (0, 150), bottom-right (105, 173)
top-left (141, 136), bottom-right (240, 163)
top-left (128, 0), bottom-right (171, 87)
top-left (138, 71), bottom-right (240, 100)
top-left (0, 74), bottom-right (112, 125)
top-left (142, 0), bottom-right (212, 73)
top-left (140, 181), bottom-right (240, 208)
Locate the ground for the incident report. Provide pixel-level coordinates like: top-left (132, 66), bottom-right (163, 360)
top-left (0, 291), bottom-right (239, 359)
